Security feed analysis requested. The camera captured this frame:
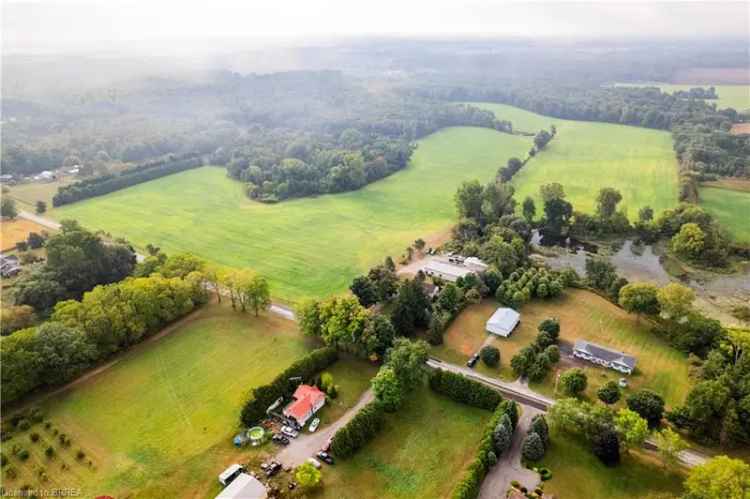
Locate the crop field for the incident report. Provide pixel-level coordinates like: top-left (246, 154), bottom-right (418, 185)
top-left (472, 102), bottom-right (680, 219)
top-left (19, 304), bottom-right (317, 498)
top-left (52, 128), bottom-right (531, 302)
top-left (431, 289), bottom-right (691, 408)
top-left (539, 430), bottom-right (685, 498)
top-left (699, 186), bottom-right (750, 243)
top-left (1, 218), bottom-right (48, 251)
top-left (315, 387), bottom-right (491, 499)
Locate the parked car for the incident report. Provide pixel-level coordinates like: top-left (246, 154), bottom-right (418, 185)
top-left (218, 464), bottom-right (245, 486)
top-left (307, 458), bottom-right (322, 469)
top-left (281, 426), bottom-right (299, 438)
top-left (467, 353), bottom-right (480, 368)
top-left (265, 461), bottom-right (282, 477)
top-left (308, 418), bottom-right (320, 432)
top-left (272, 434), bottom-right (290, 446)
top-left (316, 451), bottom-right (334, 465)
top-left (618, 378), bottom-right (628, 388)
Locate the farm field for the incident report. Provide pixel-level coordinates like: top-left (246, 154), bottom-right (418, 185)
top-left (615, 83), bottom-right (750, 112)
top-left (1, 217), bottom-right (48, 251)
top-left (472, 102), bottom-right (680, 219)
top-left (430, 289), bottom-right (691, 408)
top-left (539, 429), bottom-right (685, 498)
top-left (699, 186), bottom-right (750, 243)
top-left (14, 303), bottom-right (318, 498)
top-left (314, 387), bottom-right (491, 499)
top-left (52, 128), bottom-right (532, 302)
top-left (5, 178), bottom-right (75, 210)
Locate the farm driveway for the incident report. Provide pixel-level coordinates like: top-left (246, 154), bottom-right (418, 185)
top-left (275, 388), bottom-right (374, 467)
top-left (479, 406), bottom-right (542, 499)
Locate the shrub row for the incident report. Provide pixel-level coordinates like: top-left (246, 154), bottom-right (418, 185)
top-left (452, 399), bottom-right (519, 499)
top-left (329, 400), bottom-right (386, 458)
top-left (428, 369), bottom-right (502, 410)
top-left (53, 153), bottom-right (203, 206)
top-left (239, 347), bottom-right (338, 426)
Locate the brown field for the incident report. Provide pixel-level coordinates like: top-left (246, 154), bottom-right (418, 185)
top-left (672, 67), bottom-right (750, 84)
top-left (701, 177), bottom-right (750, 193)
top-left (731, 123), bottom-right (750, 135)
top-left (1, 218), bottom-right (48, 251)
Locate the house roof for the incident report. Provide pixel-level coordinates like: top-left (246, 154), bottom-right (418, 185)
top-left (284, 385), bottom-right (326, 422)
top-left (424, 260), bottom-right (476, 279)
top-left (486, 307), bottom-right (520, 334)
top-left (574, 340), bottom-right (636, 369)
top-left (215, 473), bottom-right (267, 499)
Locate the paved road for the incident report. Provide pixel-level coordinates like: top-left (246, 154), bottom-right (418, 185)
top-left (275, 388), bottom-right (374, 467)
top-left (479, 406), bottom-right (542, 499)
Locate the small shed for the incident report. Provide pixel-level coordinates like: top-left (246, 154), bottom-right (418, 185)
top-left (485, 308), bottom-right (520, 337)
top-left (216, 473), bottom-right (267, 499)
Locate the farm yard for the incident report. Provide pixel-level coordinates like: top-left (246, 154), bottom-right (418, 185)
top-left (429, 289), bottom-right (691, 408)
top-left (470, 102), bottom-right (680, 219)
top-left (0, 217), bottom-right (48, 251)
top-left (699, 185), bottom-right (750, 243)
top-left (539, 429), bottom-right (685, 498)
top-left (5, 303), bottom-right (321, 498)
top-left (314, 387), bottom-right (491, 499)
top-left (51, 128), bottom-right (532, 302)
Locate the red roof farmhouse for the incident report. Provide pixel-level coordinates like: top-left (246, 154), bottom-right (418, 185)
top-left (283, 384), bottom-right (326, 426)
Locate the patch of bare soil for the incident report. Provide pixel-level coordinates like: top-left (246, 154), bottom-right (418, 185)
top-left (730, 123), bottom-right (750, 136)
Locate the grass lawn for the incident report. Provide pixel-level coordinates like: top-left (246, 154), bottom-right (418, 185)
top-left (17, 303), bottom-right (318, 498)
top-left (0, 218), bottom-right (49, 251)
top-left (470, 102), bottom-right (680, 220)
top-left (314, 387), bottom-right (491, 499)
top-left (6, 177), bottom-right (75, 211)
top-left (313, 356), bottom-right (378, 429)
top-left (539, 429), bottom-right (685, 499)
top-left (616, 83), bottom-right (750, 112)
top-left (430, 289), bottom-right (691, 408)
top-left (699, 186), bottom-right (750, 243)
top-left (52, 127), bottom-right (531, 302)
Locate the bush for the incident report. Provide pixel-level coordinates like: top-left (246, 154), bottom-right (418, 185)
top-left (480, 346), bottom-right (500, 367)
top-left (240, 347), bottom-right (338, 426)
top-left (591, 427), bottom-right (620, 466)
top-left (529, 415), bottom-right (550, 450)
top-left (76, 450), bottom-right (86, 460)
top-left (492, 416), bottom-right (513, 455)
top-left (45, 446), bottom-right (55, 459)
top-left (537, 318), bottom-right (560, 338)
top-left (17, 419), bottom-right (30, 431)
top-left (597, 381), bottom-right (621, 405)
top-left (18, 449), bottom-right (30, 461)
top-left (559, 368), bottom-right (587, 397)
top-left (330, 400), bottom-right (386, 458)
top-left (521, 432), bottom-right (545, 462)
top-left (626, 390), bottom-right (665, 428)
top-left (543, 345), bottom-right (560, 364)
top-left (29, 432), bottom-right (40, 443)
top-left (1, 453), bottom-right (7, 467)
top-left (429, 369), bottom-right (502, 410)
top-left (538, 467), bottom-right (553, 481)
top-left (5, 467), bottom-right (17, 479)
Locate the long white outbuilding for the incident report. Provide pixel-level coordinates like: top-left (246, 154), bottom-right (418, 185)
top-left (485, 307), bottom-right (520, 337)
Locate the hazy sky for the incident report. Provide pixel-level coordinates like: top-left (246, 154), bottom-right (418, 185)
top-left (3, 0), bottom-right (749, 52)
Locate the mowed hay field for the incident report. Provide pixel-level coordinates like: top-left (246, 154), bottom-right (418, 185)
top-left (471, 102), bottom-right (680, 219)
top-left (315, 388), bottom-right (491, 499)
top-left (1, 218), bottom-right (48, 251)
top-left (52, 128), bottom-right (531, 302)
top-left (28, 304), bottom-right (315, 498)
top-left (699, 186), bottom-right (750, 243)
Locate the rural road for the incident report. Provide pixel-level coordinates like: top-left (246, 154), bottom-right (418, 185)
top-left (275, 388), bottom-right (374, 467)
top-left (479, 406), bottom-right (542, 499)
top-left (18, 210), bottom-right (61, 230)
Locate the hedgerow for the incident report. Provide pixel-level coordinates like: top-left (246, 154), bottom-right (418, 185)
top-left (329, 400), bottom-right (386, 458)
top-left (428, 369), bottom-right (502, 410)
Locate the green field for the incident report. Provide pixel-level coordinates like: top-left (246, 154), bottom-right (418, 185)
top-left (20, 304), bottom-right (316, 498)
top-left (315, 387), bottom-right (491, 499)
top-left (616, 83), bottom-right (750, 112)
top-left (540, 430), bottom-right (685, 498)
top-left (473, 102), bottom-right (680, 219)
top-left (430, 289), bottom-right (691, 408)
top-left (52, 128), bottom-right (531, 302)
top-left (699, 186), bottom-right (750, 243)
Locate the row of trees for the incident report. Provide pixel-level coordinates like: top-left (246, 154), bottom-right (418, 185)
top-left (52, 153), bottom-right (204, 206)
top-left (1, 272), bottom-right (208, 403)
top-left (239, 347), bottom-right (339, 426)
top-left (329, 400), bottom-right (386, 458)
top-left (510, 319), bottom-right (562, 382)
top-left (428, 369), bottom-right (502, 410)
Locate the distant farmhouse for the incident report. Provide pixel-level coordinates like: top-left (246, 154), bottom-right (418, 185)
top-left (573, 340), bottom-right (636, 375)
top-left (0, 255), bottom-right (21, 278)
top-left (283, 384), bottom-right (326, 427)
top-left (423, 255), bottom-right (488, 282)
top-left (486, 307), bottom-right (521, 337)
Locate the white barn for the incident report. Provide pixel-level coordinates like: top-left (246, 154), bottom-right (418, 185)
top-left (485, 308), bottom-right (520, 337)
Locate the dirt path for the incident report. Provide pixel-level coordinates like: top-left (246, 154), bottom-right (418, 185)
top-left (18, 210), bottom-right (61, 230)
top-left (275, 388), bottom-right (374, 468)
top-left (479, 406), bottom-right (542, 499)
